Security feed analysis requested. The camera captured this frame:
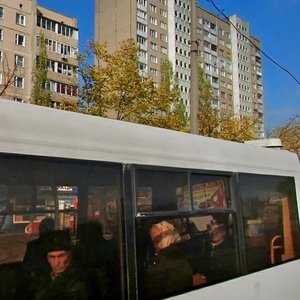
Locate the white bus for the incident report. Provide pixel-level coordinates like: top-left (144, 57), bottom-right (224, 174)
top-left (0, 99), bottom-right (299, 300)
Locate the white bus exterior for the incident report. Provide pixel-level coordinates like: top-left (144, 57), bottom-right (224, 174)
top-left (0, 99), bottom-right (299, 300)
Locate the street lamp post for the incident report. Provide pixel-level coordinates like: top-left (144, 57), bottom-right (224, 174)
top-left (190, 0), bottom-right (199, 134)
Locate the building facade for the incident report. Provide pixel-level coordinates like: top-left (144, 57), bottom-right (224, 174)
top-left (95, 0), bottom-right (264, 136)
top-left (0, 0), bottom-right (78, 105)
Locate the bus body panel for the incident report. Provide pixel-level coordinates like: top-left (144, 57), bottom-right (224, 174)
top-left (0, 99), bottom-right (300, 300)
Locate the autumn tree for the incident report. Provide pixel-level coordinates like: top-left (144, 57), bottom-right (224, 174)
top-left (31, 34), bottom-right (51, 106)
top-left (197, 67), bottom-right (219, 137)
top-left (218, 116), bottom-right (255, 142)
top-left (271, 115), bottom-right (300, 155)
top-left (78, 39), bottom-right (187, 130)
top-left (137, 59), bottom-right (187, 131)
top-left (0, 52), bottom-right (18, 97)
top-left (79, 39), bottom-right (153, 120)
top-left (197, 66), bottom-right (255, 141)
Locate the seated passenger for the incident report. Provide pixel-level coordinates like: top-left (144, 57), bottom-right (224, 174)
top-left (203, 218), bottom-right (237, 283)
top-left (23, 217), bottom-right (55, 273)
top-left (145, 220), bottom-right (193, 299)
top-left (15, 229), bottom-right (108, 300)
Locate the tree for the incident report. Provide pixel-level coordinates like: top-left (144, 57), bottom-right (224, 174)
top-left (31, 34), bottom-right (51, 106)
top-left (197, 66), bottom-right (255, 142)
top-left (0, 52), bottom-right (18, 97)
top-left (79, 39), bottom-right (152, 120)
top-left (78, 39), bottom-right (187, 130)
top-left (137, 59), bottom-right (187, 131)
top-left (271, 115), bottom-right (300, 155)
top-left (218, 116), bottom-right (255, 142)
top-left (197, 67), bottom-right (219, 137)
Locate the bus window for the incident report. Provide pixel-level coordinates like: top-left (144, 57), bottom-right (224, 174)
top-left (239, 174), bottom-right (300, 273)
top-left (136, 169), bottom-right (190, 212)
top-left (0, 155), bottom-right (123, 299)
top-left (136, 213), bottom-right (240, 299)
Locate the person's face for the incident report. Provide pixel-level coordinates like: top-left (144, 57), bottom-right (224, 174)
top-left (47, 250), bottom-right (72, 275)
top-left (209, 224), bottom-right (225, 244)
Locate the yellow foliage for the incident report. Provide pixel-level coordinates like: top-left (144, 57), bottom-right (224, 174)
top-left (272, 115), bottom-right (300, 155)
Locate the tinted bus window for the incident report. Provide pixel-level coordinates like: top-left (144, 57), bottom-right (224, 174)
top-left (239, 174), bottom-right (300, 273)
top-left (136, 214), bottom-right (240, 299)
top-left (136, 169), bottom-right (190, 212)
top-left (0, 155), bottom-right (123, 299)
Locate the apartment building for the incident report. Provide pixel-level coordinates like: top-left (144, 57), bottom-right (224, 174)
top-left (95, 0), bottom-right (264, 137)
top-left (0, 0), bottom-right (78, 104)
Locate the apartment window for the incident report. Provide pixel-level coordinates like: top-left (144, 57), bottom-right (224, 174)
top-left (150, 17), bottom-right (157, 25)
top-left (137, 9), bottom-right (147, 20)
top-left (139, 62), bottom-right (147, 73)
top-left (16, 13), bottom-right (26, 26)
top-left (15, 55), bottom-right (24, 67)
top-left (139, 50), bottom-right (147, 59)
top-left (160, 0), bottom-right (167, 4)
top-left (150, 55), bottom-right (158, 64)
top-left (0, 51), bottom-right (2, 62)
top-left (150, 68), bottom-right (158, 77)
top-left (0, 72), bottom-right (3, 84)
top-left (14, 76), bottom-right (24, 89)
top-left (137, 0), bottom-right (147, 6)
top-left (160, 9), bottom-right (167, 18)
top-left (160, 34), bottom-right (167, 42)
top-left (15, 34), bottom-right (25, 46)
top-left (137, 35), bottom-right (147, 46)
top-left (150, 42), bottom-right (157, 50)
top-left (0, 28), bottom-right (3, 40)
top-left (0, 7), bottom-right (3, 19)
top-left (13, 97), bottom-right (23, 102)
top-left (160, 21), bottom-right (167, 30)
top-left (161, 46), bottom-right (167, 54)
top-left (150, 4), bottom-right (156, 13)
top-left (137, 22), bottom-right (147, 32)
top-left (149, 29), bottom-right (157, 38)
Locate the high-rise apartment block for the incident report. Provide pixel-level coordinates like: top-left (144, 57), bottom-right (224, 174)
top-left (0, 0), bottom-right (78, 104)
top-left (95, 0), bottom-right (264, 137)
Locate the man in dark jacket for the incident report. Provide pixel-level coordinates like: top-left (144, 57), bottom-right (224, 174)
top-left (16, 229), bottom-right (108, 300)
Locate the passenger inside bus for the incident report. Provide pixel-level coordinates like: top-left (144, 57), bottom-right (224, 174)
top-left (144, 220), bottom-right (193, 299)
top-left (22, 217), bottom-right (55, 273)
top-left (16, 229), bottom-right (109, 300)
top-left (191, 216), bottom-right (237, 284)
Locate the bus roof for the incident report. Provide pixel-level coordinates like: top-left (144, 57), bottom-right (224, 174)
top-left (0, 99), bottom-right (299, 177)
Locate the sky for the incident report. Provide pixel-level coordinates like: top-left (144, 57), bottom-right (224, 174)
top-left (37, 0), bottom-right (300, 131)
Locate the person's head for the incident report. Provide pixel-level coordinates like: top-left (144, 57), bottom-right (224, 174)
top-left (149, 221), bottom-right (181, 252)
top-left (39, 217), bottom-right (55, 236)
top-left (208, 222), bottom-right (226, 244)
top-left (46, 230), bottom-right (73, 276)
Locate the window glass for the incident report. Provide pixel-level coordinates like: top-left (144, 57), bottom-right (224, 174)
top-left (136, 213), bottom-right (239, 299)
top-left (239, 174), bottom-right (300, 273)
top-left (0, 155), bottom-right (121, 255)
top-left (136, 169), bottom-right (190, 212)
top-left (191, 174), bottom-right (230, 209)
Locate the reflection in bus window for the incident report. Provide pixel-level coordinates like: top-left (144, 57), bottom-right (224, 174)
top-left (240, 174), bottom-right (300, 272)
top-left (0, 155), bottom-right (123, 300)
top-left (136, 169), bottom-right (190, 212)
top-left (191, 174), bottom-right (231, 209)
